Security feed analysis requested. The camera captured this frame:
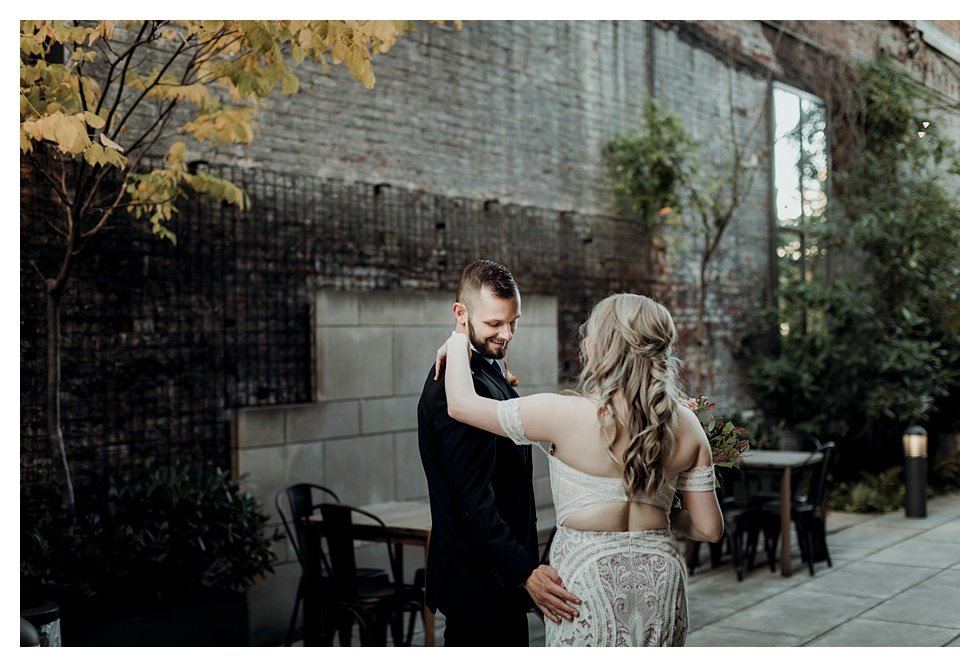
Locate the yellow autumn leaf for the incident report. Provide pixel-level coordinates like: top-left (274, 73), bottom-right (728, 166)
top-left (94, 21), bottom-right (114, 43)
top-left (280, 69), bottom-right (300, 95)
top-left (83, 142), bottom-right (106, 166)
top-left (83, 111), bottom-right (105, 129)
top-left (30, 112), bottom-right (90, 154)
top-left (100, 133), bottom-right (123, 152)
top-left (102, 147), bottom-right (127, 169)
top-left (291, 41), bottom-right (306, 65)
top-left (180, 106), bottom-right (256, 144)
top-left (166, 141), bottom-right (187, 167)
top-left (21, 119), bottom-right (42, 141)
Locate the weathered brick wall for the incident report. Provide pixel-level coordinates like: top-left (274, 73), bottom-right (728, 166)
top-left (648, 22), bottom-right (774, 407)
top-left (22, 18), bottom-right (960, 493)
top-left (206, 21), bottom-right (651, 216)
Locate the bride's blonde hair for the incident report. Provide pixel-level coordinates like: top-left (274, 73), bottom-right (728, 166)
top-left (576, 293), bottom-right (681, 498)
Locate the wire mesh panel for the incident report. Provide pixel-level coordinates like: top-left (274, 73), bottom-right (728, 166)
top-left (20, 161), bottom-right (660, 500)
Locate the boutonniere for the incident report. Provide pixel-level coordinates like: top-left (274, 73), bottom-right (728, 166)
top-left (503, 361), bottom-right (520, 387)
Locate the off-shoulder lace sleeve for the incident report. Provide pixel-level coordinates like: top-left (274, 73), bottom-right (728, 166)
top-left (496, 398), bottom-right (551, 455)
top-left (675, 465), bottom-right (716, 492)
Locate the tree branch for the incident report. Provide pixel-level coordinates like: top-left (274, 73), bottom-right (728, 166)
top-left (104, 21), bottom-right (151, 137)
top-left (122, 97), bottom-right (179, 158)
top-left (80, 181), bottom-right (128, 238)
top-left (26, 152), bottom-right (73, 208)
top-left (110, 26), bottom-right (196, 144)
top-left (95, 20), bottom-right (148, 117)
top-left (29, 259), bottom-right (49, 284)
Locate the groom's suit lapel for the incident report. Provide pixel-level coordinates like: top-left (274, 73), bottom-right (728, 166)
top-left (471, 354), bottom-right (519, 400)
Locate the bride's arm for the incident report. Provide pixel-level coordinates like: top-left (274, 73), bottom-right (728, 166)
top-left (439, 332), bottom-right (567, 443)
top-left (669, 408), bottom-right (724, 542)
top-left (442, 332), bottom-right (504, 435)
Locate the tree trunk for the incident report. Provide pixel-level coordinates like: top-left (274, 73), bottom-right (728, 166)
top-left (694, 239), bottom-right (710, 393)
top-left (46, 284), bottom-right (75, 510)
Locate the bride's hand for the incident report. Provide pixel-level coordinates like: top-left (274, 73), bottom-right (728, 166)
top-left (433, 329), bottom-right (469, 380)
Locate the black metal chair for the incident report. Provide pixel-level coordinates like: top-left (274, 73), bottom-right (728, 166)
top-left (275, 483), bottom-right (387, 646)
top-left (742, 431), bottom-right (822, 569)
top-left (757, 431), bottom-right (821, 452)
top-left (761, 442), bottom-right (836, 575)
top-left (686, 466), bottom-right (756, 581)
top-left (316, 502), bottom-right (424, 646)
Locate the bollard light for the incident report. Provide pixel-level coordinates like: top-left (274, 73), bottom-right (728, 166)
top-left (903, 426), bottom-right (928, 457)
top-left (903, 425), bottom-right (928, 518)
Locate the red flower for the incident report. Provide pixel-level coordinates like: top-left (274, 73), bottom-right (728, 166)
top-left (503, 362), bottom-right (520, 387)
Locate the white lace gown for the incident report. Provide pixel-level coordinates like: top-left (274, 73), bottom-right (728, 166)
top-left (496, 398), bottom-right (716, 647)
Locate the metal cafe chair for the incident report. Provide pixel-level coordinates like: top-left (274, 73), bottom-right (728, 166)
top-left (275, 482), bottom-right (387, 646)
top-left (315, 501), bottom-right (424, 646)
top-left (685, 466), bottom-right (756, 581)
top-left (761, 442), bottom-right (836, 576)
top-left (741, 430), bottom-right (822, 568)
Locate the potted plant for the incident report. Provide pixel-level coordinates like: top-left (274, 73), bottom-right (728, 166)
top-left (21, 460), bottom-right (279, 646)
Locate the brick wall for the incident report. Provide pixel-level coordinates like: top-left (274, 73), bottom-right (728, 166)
top-left (203, 21), bottom-right (651, 216)
top-left (20, 21), bottom-right (959, 644)
top-left (23, 19), bottom-right (960, 487)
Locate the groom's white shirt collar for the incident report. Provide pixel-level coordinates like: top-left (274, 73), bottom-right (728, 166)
top-left (470, 343), bottom-right (504, 376)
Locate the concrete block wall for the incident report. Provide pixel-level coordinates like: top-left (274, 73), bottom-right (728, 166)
top-left (235, 289), bottom-right (558, 644)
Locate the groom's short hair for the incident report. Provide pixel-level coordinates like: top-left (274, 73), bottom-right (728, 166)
top-left (456, 259), bottom-right (519, 307)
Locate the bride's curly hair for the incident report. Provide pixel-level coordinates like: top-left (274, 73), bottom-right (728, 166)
top-left (576, 293), bottom-right (681, 498)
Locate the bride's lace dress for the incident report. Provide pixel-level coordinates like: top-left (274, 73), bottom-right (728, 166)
top-left (496, 398), bottom-right (715, 647)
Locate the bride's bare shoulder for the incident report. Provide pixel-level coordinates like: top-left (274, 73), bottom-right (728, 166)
top-left (671, 405), bottom-right (709, 467)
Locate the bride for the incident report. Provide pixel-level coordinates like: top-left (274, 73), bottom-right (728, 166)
top-left (434, 293), bottom-right (723, 646)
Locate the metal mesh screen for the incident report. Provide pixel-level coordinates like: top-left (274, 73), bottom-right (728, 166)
top-left (21, 161), bottom-right (659, 499)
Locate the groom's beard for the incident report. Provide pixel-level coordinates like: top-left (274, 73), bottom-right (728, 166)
top-left (468, 317), bottom-right (508, 360)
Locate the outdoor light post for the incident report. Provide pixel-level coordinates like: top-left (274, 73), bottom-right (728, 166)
top-left (903, 425), bottom-right (928, 518)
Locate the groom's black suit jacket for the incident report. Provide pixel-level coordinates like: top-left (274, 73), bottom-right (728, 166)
top-left (417, 352), bottom-right (539, 616)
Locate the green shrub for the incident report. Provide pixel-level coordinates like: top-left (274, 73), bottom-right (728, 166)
top-left (829, 466), bottom-right (906, 513)
top-left (747, 58), bottom-right (959, 457)
top-left (928, 454), bottom-right (960, 496)
top-left (21, 460), bottom-right (278, 619)
top-left (829, 457), bottom-right (959, 513)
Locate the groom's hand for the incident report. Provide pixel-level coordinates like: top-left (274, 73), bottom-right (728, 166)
top-left (523, 564), bottom-right (581, 624)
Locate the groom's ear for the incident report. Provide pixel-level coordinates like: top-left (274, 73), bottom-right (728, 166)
top-left (452, 302), bottom-right (467, 326)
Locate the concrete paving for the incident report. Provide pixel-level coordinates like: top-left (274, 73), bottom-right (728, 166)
top-left (323, 493), bottom-right (961, 647)
top-left (683, 492), bottom-right (960, 647)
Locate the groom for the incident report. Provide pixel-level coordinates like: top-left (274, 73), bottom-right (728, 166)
top-left (417, 259), bottom-right (575, 646)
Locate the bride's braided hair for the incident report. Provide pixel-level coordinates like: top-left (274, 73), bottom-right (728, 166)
top-left (576, 293), bottom-right (681, 498)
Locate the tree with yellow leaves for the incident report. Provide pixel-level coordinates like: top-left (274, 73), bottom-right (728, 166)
top-left (20, 20), bottom-right (426, 508)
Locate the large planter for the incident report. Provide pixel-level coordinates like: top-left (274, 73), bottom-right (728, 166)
top-left (63, 589), bottom-right (249, 647)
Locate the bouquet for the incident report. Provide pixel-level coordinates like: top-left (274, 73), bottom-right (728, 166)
top-left (684, 395), bottom-right (751, 488)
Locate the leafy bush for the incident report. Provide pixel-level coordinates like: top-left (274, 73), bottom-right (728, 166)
top-left (21, 461), bottom-right (278, 620)
top-left (747, 58), bottom-right (959, 456)
top-left (605, 101), bottom-right (698, 231)
top-left (928, 454), bottom-right (960, 496)
top-left (829, 454), bottom-right (959, 514)
top-left (829, 466), bottom-right (906, 513)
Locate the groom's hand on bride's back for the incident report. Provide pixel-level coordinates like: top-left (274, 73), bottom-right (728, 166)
top-left (523, 564), bottom-right (581, 624)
